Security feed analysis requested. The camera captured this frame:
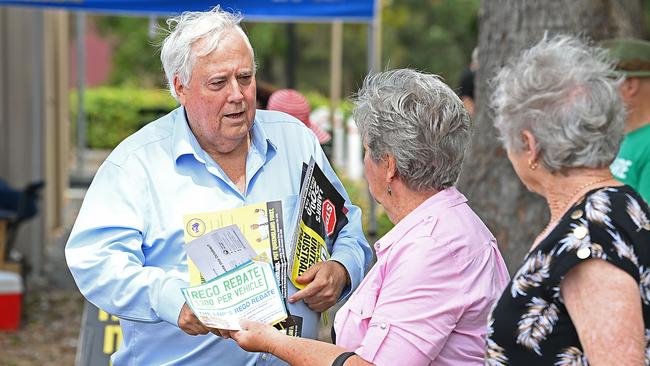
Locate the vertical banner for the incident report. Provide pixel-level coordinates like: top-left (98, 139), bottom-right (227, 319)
top-left (75, 300), bottom-right (122, 366)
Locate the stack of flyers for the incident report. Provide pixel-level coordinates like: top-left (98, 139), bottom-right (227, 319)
top-left (288, 157), bottom-right (349, 289)
top-left (182, 225), bottom-right (287, 330)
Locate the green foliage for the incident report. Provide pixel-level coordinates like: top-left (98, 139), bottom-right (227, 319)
top-left (70, 87), bottom-right (178, 149)
top-left (245, 21), bottom-right (372, 99)
top-left (646, 0), bottom-right (650, 38)
top-left (382, 0), bottom-right (480, 87)
top-left (304, 91), bottom-right (354, 118)
top-left (304, 91), bottom-right (331, 109)
top-left (246, 22), bottom-right (289, 83)
top-left (87, 2), bottom-right (480, 102)
top-left (241, 1), bottom-right (482, 98)
top-left (246, 0), bottom-right (480, 96)
top-left (93, 15), bottom-right (168, 88)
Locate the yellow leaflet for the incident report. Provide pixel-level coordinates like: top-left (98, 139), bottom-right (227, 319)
top-left (291, 221), bottom-right (329, 289)
top-left (183, 202), bottom-right (274, 286)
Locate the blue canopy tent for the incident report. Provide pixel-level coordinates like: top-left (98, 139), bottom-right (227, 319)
top-left (0, 0), bottom-right (375, 21)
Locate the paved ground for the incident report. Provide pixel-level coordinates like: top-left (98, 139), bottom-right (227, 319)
top-left (0, 290), bottom-right (83, 366)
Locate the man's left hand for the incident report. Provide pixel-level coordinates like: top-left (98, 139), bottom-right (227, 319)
top-left (288, 261), bottom-right (350, 312)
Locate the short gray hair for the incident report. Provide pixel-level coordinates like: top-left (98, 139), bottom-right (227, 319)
top-left (353, 69), bottom-right (470, 192)
top-left (491, 35), bottom-right (625, 172)
top-left (160, 6), bottom-right (255, 101)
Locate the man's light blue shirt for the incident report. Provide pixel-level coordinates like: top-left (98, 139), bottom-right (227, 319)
top-left (65, 107), bottom-right (371, 365)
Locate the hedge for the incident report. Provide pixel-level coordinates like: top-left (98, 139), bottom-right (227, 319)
top-left (70, 87), bottom-right (178, 149)
top-left (70, 88), bottom-right (354, 149)
top-left (304, 91), bottom-right (354, 118)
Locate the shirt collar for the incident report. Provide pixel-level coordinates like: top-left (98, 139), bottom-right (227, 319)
top-left (171, 107), bottom-right (203, 164)
top-left (374, 186), bottom-right (467, 255)
top-left (171, 107), bottom-right (277, 166)
top-left (249, 115), bottom-right (277, 159)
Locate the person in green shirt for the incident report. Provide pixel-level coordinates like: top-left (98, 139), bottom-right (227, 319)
top-left (603, 38), bottom-right (650, 202)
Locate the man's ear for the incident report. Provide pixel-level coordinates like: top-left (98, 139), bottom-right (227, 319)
top-left (522, 130), bottom-right (539, 163)
top-left (620, 77), bottom-right (641, 102)
top-left (384, 154), bottom-right (398, 183)
top-left (173, 76), bottom-right (187, 105)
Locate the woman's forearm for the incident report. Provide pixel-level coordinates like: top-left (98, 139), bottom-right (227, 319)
top-left (229, 320), bottom-right (373, 366)
top-left (267, 334), bottom-right (372, 366)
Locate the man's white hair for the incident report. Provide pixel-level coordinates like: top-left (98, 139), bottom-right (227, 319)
top-left (160, 6), bottom-right (255, 101)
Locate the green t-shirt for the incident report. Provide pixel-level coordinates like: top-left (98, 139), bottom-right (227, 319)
top-left (610, 123), bottom-right (650, 203)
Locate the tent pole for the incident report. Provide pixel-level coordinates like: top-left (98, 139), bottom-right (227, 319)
top-left (30, 9), bottom-right (45, 279)
top-left (330, 21), bottom-right (344, 169)
top-left (75, 12), bottom-right (86, 176)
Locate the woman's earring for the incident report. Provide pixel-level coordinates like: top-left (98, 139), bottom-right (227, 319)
top-left (528, 158), bottom-right (538, 171)
top-left (387, 184), bottom-right (392, 196)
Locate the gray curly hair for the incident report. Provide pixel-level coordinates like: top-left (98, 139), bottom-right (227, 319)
top-left (353, 69), bottom-right (470, 192)
top-left (491, 35), bottom-right (625, 172)
top-left (160, 6), bottom-right (255, 101)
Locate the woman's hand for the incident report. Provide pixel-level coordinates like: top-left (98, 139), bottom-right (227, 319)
top-left (229, 319), bottom-right (284, 353)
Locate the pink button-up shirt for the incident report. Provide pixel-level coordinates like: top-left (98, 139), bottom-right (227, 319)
top-left (334, 187), bottom-right (509, 365)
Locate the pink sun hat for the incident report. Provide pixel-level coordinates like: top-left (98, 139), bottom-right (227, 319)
top-left (267, 89), bottom-right (332, 144)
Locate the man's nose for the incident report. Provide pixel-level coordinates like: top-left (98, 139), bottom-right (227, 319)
top-left (227, 79), bottom-right (244, 103)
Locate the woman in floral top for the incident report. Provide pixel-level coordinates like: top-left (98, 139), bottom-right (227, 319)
top-left (486, 35), bottom-right (649, 365)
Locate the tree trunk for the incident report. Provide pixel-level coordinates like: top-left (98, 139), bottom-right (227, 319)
top-left (457, 0), bottom-right (645, 273)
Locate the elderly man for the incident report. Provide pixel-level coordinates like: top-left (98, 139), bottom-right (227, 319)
top-left (604, 38), bottom-right (650, 202)
top-left (65, 7), bottom-right (371, 365)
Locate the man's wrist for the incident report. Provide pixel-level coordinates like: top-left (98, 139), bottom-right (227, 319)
top-left (329, 259), bottom-right (351, 286)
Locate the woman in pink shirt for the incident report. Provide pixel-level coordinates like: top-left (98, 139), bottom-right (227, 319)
top-left (221, 69), bottom-right (510, 366)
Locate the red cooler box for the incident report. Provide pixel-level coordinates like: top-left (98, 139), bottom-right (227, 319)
top-left (0, 270), bottom-right (22, 330)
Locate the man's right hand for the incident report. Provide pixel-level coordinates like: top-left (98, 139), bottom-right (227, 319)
top-left (178, 302), bottom-right (210, 335)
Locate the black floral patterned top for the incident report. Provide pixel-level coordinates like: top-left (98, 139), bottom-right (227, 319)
top-left (486, 185), bottom-right (650, 365)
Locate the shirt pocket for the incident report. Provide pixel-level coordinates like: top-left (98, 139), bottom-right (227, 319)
top-left (362, 320), bottom-right (391, 362)
top-left (348, 285), bottom-right (391, 361)
top-left (344, 284), bottom-right (380, 334)
top-left (347, 291), bottom-right (377, 323)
